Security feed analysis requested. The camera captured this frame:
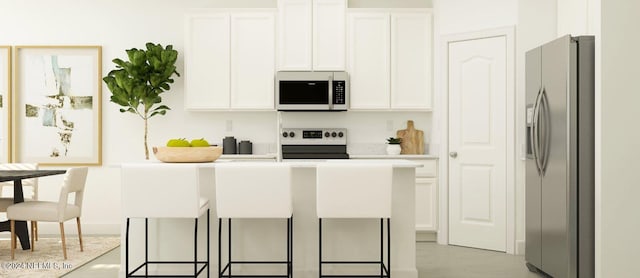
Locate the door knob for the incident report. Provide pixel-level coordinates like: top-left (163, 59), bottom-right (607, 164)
top-left (449, 152), bottom-right (458, 158)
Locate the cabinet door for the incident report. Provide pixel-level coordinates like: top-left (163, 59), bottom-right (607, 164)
top-left (416, 178), bottom-right (438, 231)
top-left (313, 0), bottom-right (346, 70)
top-left (231, 12), bottom-right (276, 109)
top-left (184, 13), bottom-right (231, 109)
top-left (278, 0), bottom-right (312, 70)
top-left (391, 12), bottom-right (432, 110)
top-left (347, 12), bottom-right (390, 109)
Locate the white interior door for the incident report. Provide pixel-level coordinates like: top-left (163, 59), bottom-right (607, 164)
top-left (448, 35), bottom-right (507, 252)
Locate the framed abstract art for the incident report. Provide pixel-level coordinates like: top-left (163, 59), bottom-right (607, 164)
top-left (13, 46), bottom-right (102, 165)
top-left (0, 46), bottom-right (10, 163)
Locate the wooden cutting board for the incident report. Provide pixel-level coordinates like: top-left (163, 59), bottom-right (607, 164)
top-left (396, 120), bottom-right (424, 154)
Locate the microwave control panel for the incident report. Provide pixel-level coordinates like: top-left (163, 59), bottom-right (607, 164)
top-left (333, 81), bottom-right (346, 105)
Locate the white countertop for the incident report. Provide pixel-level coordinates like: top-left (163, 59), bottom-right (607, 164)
top-left (220, 154), bottom-right (278, 159)
top-left (219, 153), bottom-right (438, 160)
top-left (350, 154), bottom-right (438, 159)
top-left (120, 159), bottom-right (422, 169)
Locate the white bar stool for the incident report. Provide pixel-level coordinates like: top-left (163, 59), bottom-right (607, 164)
top-left (122, 164), bottom-right (210, 277)
top-left (215, 162), bottom-right (293, 278)
top-left (316, 163), bottom-right (392, 278)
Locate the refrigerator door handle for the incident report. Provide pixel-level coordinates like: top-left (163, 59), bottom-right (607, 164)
top-left (532, 88), bottom-right (544, 175)
top-left (540, 88), bottom-right (551, 175)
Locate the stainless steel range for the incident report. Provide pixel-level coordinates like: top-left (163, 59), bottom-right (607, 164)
top-left (280, 128), bottom-right (349, 159)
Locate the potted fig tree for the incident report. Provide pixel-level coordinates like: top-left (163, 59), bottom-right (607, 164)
top-left (103, 43), bottom-right (180, 159)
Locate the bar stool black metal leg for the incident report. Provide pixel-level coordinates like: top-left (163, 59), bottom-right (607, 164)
top-left (288, 217), bottom-right (290, 278)
top-left (126, 218), bottom-right (130, 277)
top-left (207, 210), bottom-right (210, 278)
top-left (218, 218), bottom-right (222, 278)
top-left (195, 218), bottom-right (199, 277)
top-left (380, 218), bottom-right (384, 278)
top-left (386, 218), bottom-right (391, 278)
top-left (145, 218), bottom-right (149, 277)
top-left (318, 218), bottom-right (322, 278)
top-left (228, 218), bottom-right (232, 277)
top-left (291, 216), bottom-right (294, 278)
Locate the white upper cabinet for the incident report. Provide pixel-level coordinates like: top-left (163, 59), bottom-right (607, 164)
top-left (278, 0), bottom-right (312, 70)
top-left (313, 0), bottom-right (346, 70)
top-left (391, 12), bottom-right (433, 109)
top-left (347, 12), bottom-right (390, 109)
top-left (184, 10), bottom-right (276, 110)
top-left (185, 14), bottom-right (230, 110)
top-left (348, 10), bottom-right (433, 110)
top-left (277, 0), bottom-right (346, 71)
top-left (231, 13), bottom-right (276, 109)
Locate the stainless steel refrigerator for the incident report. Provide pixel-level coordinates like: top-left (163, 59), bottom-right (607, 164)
top-left (525, 35), bottom-right (594, 278)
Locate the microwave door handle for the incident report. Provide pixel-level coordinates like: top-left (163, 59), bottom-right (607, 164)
top-left (328, 74), bottom-right (334, 110)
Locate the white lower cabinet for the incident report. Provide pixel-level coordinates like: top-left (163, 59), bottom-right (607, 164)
top-left (352, 157), bottom-right (438, 234)
top-left (412, 159), bottom-right (438, 232)
top-left (415, 177), bottom-right (437, 231)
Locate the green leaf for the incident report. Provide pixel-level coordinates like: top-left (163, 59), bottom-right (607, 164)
top-left (150, 110), bottom-right (167, 117)
top-left (152, 105), bottom-right (170, 111)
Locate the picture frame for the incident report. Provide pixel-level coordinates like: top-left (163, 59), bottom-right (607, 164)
top-left (13, 46), bottom-right (102, 165)
top-left (0, 46), bottom-right (10, 163)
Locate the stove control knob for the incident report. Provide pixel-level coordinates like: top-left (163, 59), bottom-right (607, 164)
top-left (289, 132), bottom-right (296, 138)
top-left (325, 132), bottom-right (330, 138)
top-left (331, 132), bottom-right (337, 138)
top-left (338, 132), bottom-right (344, 138)
top-left (282, 132), bottom-right (288, 138)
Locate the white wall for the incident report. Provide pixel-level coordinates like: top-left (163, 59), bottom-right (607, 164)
top-left (600, 0), bottom-right (640, 276)
top-left (557, 0), bottom-right (588, 35)
top-left (433, 0), bottom-right (517, 35)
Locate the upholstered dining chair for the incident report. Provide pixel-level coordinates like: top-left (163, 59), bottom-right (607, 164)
top-left (7, 167), bottom-right (88, 260)
top-left (0, 163), bottom-right (40, 240)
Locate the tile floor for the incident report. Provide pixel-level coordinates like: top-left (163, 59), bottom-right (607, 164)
top-left (63, 242), bottom-right (546, 277)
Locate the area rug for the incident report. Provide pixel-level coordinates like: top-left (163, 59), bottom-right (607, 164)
top-left (0, 236), bottom-right (120, 278)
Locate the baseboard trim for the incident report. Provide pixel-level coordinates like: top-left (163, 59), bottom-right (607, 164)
top-left (416, 231), bottom-right (437, 242)
top-left (516, 239), bottom-right (525, 255)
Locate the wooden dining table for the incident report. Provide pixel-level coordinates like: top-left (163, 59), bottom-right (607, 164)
top-left (0, 169), bottom-right (67, 250)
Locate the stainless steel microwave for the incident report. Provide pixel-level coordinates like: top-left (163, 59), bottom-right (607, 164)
top-left (276, 71), bottom-right (349, 111)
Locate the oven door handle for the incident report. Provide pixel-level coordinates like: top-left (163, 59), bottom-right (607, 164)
top-left (328, 74), bottom-right (334, 110)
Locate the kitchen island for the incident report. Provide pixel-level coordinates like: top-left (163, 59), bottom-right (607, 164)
top-left (120, 160), bottom-right (420, 278)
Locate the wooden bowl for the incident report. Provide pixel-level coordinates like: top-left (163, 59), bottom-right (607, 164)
top-left (152, 146), bottom-right (223, 163)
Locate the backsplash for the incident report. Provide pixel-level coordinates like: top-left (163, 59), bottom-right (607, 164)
top-left (280, 111), bottom-right (432, 154)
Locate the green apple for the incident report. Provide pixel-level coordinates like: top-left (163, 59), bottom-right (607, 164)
top-left (190, 138), bottom-right (210, 147)
top-left (166, 138), bottom-right (191, 147)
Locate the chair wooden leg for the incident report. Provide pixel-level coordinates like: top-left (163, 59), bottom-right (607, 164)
top-left (76, 217), bottom-right (84, 252)
top-left (31, 221), bottom-right (35, 252)
top-left (10, 220), bottom-right (15, 260)
top-left (60, 223), bottom-right (68, 260)
top-left (34, 221), bottom-right (38, 241)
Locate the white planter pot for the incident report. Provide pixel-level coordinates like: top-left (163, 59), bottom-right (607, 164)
top-left (386, 144), bottom-right (401, 155)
